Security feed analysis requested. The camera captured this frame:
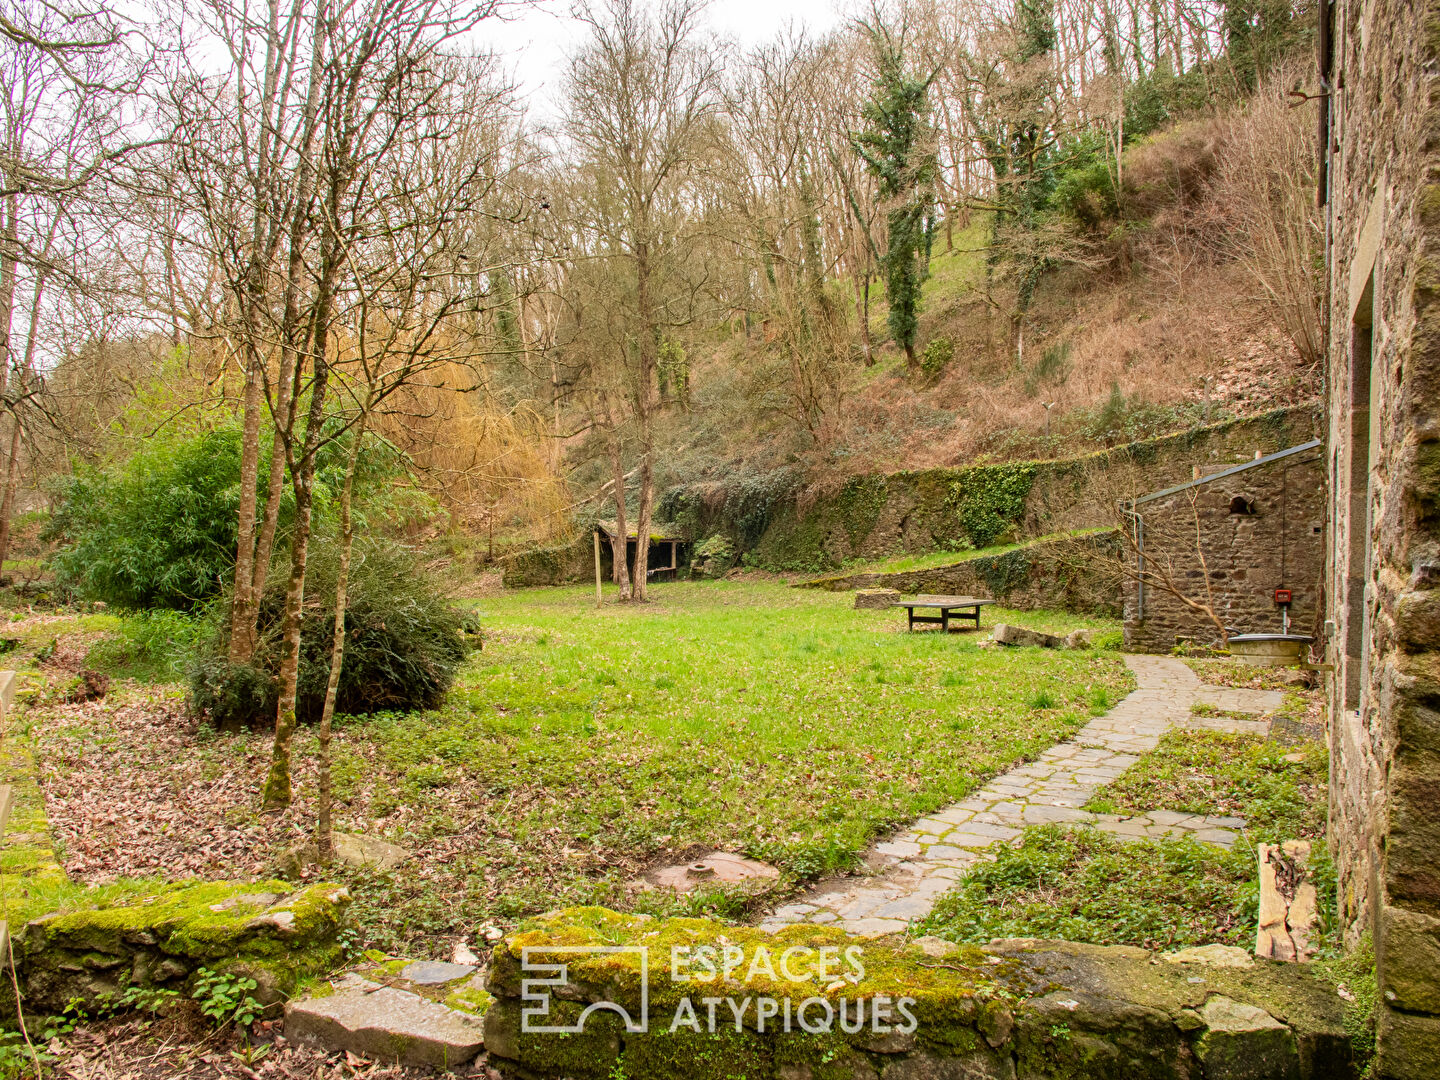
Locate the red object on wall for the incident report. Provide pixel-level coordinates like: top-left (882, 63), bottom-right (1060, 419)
top-left (1274, 588), bottom-right (1293, 605)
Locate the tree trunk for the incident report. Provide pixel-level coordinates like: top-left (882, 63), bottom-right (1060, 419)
top-left (228, 344), bottom-right (266, 662)
top-left (0, 249), bottom-right (51, 573)
top-left (262, 249), bottom-right (336, 811)
top-left (0, 194), bottom-right (15, 399)
top-left (315, 404), bottom-right (366, 862)
top-left (608, 433), bottom-right (631, 600)
top-left (235, 12), bottom-right (326, 659)
top-left (631, 238), bottom-right (656, 602)
top-left (861, 268), bottom-right (875, 366)
top-left (0, 410), bottom-right (22, 570)
top-left (632, 451), bottom-right (653, 599)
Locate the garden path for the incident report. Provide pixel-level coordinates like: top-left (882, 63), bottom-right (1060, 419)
top-left (758, 654), bottom-right (1284, 936)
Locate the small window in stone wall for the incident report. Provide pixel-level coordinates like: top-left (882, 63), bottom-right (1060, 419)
top-left (1229, 496), bottom-right (1256, 515)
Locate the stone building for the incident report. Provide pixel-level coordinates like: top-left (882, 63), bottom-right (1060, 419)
top-left (1121, 442), bottom-right (1325, 653)
top-left (1321, 0), bottom-right (1440, 1075)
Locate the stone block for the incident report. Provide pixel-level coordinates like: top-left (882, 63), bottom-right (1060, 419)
top-left (1376, 1006), bottom-right (1440, 1080)
top-left (1378, 904), bottom-right (1440, 1014)
top-left (1194, 996), bottom-right (1298, 1080)
top-left (1064, 629), bottom-right (1096, 649)
top-left (1162, 944), bottom-right (1254, 968)
top-left (285, 973), bottom-right (486, 1069)
top-left (277, 833), bottom-right (410, 878)
top-left (856, 588), bottom-right (902, 609)
top-left (1256, 842), bottom-right (1317, 963)
top-left (20, 880), bottom-right (349, 1013)
top-left (992, 623), bottom-right (1063, 648)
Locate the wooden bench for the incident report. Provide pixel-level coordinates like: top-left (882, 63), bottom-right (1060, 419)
top-left (894, 595), bottom-right (994, 633)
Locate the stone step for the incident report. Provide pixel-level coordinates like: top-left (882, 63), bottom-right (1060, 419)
top-left (285, 962), bottom-right (491, 1069)
top-left (0, 783), bottom-right (12, 838)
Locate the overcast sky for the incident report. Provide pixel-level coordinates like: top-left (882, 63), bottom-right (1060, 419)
top-left (480, 0), bottom-right (850, 117)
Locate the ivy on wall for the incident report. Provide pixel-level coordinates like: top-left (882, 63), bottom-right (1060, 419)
top-left (946, 463), bottom-right (1038, 548)
top-left (835, 474), bottom-right (890, 549)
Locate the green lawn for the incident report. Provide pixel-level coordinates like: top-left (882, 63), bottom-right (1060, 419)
top-left (27, 581), bottom-right (1128, 954)
top-left (340, 582), bottom-right (1128, 948)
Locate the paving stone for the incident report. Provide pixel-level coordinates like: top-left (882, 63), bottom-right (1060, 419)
top-left (912, 818), bottom-right (953, 834)
top-left (1028, 793), bottom-right (1090, 808)
top-left (923, 843), bottom-right (983, 858)
top-left (911, 876), bottom-right (956, 898)
top-left (1203, 815), bottom-right (1246, 828)
top-left (842, 918), bottom-right (909, 937)
top-left (872, 895), bottom-right (935, 920)
top-left (1096, 819), bottom-right (1151, 837)
top-left (286, 975), bottom-right (485, 1068)
top-left (875, 840), bottom-right (922, 858)
top-left (932, 807), bottom-right (976, 825)
top-left (772, 904), bottom-right (816, 919)
top-left (1148, 809), bottom-right (1193, 827)
top-left (927, 836), bottom-right (1000, 853)
top-left (1021, 804), bottom-right (1097, 825)
top-left (957, 820), bottom-right (1022, 839)
top-left (399, 961), bottom-right (476, 985)
top-left (807, 910), bottom-right (838, 923)
top-left (1193, 828), bottom-right (1239, 845)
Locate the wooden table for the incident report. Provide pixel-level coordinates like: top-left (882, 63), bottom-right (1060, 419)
top-left (894, 595), bottom-right (993, 633)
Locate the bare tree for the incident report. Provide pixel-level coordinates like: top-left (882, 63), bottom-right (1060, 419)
top-left (254, 0), bottom-right (505, 810)
top-left (1208, 60), bottom-right (1323, 366)
top-left (561, 0), bottom-right (721, 601)
top-left (0, 0), bottom-right (143, 568)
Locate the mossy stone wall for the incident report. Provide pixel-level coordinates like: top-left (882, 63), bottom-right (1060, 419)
top-left (501, 535), bottom-right (594, 588)
top-left (483, 907), bottom-right (1356, 1080)
top-left (673, 407), bottom-right (1319, 575)
top-left (801, 531), bottom-right (1124, 616)
top-left (16, 880), bottom-right (350, 1013)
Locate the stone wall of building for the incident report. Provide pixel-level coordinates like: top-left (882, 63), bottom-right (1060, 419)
top-left (1324, 1), bottom-right (1440, 1075)
top-left (1123, 452), bottom-right (1325, 654)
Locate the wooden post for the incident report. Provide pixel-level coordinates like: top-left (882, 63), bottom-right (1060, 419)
top-left (594, 529), bottom-right (603, 607)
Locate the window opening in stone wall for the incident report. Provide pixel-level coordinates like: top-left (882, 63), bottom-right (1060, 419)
top-left (1344, 270), bottom-right (1376, 710)
top-left (1229, 496), bottom-right (1256, 515)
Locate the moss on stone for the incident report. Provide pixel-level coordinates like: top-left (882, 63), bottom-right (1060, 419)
top-left (443, 984), bottom-right (495, 1018)
top-left (28, 879), bottom-right (347, 961)
top-left (18, 880), bottom-right (350, 1013)
top-left (485, 908), bottom-right (1356, 1080)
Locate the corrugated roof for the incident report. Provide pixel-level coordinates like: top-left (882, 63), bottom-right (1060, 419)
top-left (595, 520), bottom-right (687, 542)
top-left (1131, 439), bottom-right (1323, 506)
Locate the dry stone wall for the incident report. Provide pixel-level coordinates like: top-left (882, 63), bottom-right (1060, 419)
top-left (481, 907), bottom-right (1359, 1080)
top-left (669, 407), bottom-right (1318, 575)
top-left (803, 531), bottom-right (1124, 617)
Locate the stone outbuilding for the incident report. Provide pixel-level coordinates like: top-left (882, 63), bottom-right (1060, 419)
top-left (1320, 0), bottom-right (1440, 1074)
top-left (1121, 441), bottom-right (1325, 653)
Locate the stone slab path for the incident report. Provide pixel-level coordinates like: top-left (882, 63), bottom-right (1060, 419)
top-left (759, 655), bottom-right (1284, 937)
